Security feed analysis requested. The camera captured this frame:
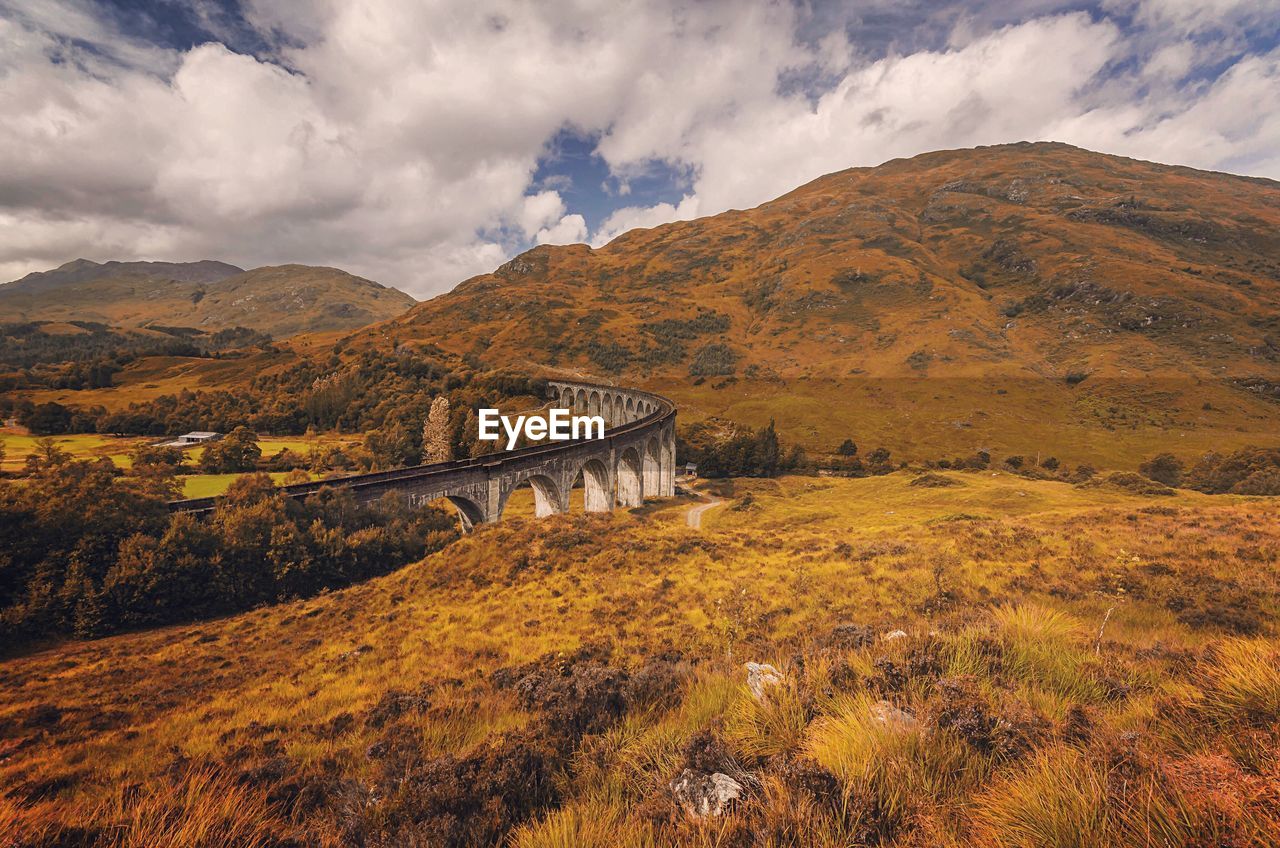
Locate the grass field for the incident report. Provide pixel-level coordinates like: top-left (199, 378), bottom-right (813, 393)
top-left (0, 431), bottom-right (149, 472)
top-left (176, 471), bottom-right (300, 498)
top-left (2, 471), bottom-right (1276, 846)
top-left (0, 429), bottom-right (360, 500)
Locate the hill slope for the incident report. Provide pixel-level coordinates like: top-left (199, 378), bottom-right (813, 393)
top-left (3, 259), bottom-right (244, 293)
top-left (363, 142), bottom-right (1280, 466)
top-left (0, 260), bottom-right (416, 338)
top-left (2, 476), bottom-right (1277, 844)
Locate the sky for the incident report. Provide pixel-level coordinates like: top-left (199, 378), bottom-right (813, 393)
top-left (0, 0), bottom-right (1277, 297)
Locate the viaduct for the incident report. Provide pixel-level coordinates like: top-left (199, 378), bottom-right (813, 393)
top-left (169, 380), bottom-right (677, 529)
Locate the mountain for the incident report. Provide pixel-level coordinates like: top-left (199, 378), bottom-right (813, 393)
top-left (0, 260), bottom-right (416, 338)
top-left (358, 142), bottom-right (1280, 467)
top-left (3, 259), bottom-right (244, 294)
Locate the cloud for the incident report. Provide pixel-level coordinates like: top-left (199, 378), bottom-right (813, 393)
top-left (0, 1), bottom-right (1276, 295)
top-left (535, 214), bottom-right (588, 246)
top-left (592, 197), bottom-right (701, 247)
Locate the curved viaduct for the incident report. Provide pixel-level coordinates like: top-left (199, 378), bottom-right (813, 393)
top-left (170, 380), bottom-right (677, 529)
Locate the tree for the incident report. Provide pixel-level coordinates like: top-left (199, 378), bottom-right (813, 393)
top-left (364, 421), bottom-right (416, 470)
top-left (1139, 453), bottom-right (1184, 487)
top-left (868, 447), bottom-right (891, 465)
top-left (199, 427), bottom-right (262, 474)
top-left (24, 402), bottom-right (73, 435)
top-left (25, 437), bottom-right (71, 473)
top-left (130, 443), bottom-right (185, 472)
top-left (838, 439), bottom-right (858, 457)
top-left (423, 395), bottom-right (453, 463)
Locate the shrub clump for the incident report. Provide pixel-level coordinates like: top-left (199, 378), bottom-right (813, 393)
top-left (1078, 471), bottom-right (1175, 496)
top-left (910, 472), bottom-right (962, 488)
top-left (689, 343), bottom-right (740, 377)
top-left (1184, 447), bottom-right (1280, 494)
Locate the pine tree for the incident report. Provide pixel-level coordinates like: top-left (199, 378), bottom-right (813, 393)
top-left (423, 396), bottom-right (453, 463)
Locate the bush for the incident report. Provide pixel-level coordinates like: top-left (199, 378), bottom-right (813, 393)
top-left (688, 343), bottom-right (739, 377)
top-left (1184, 447), bottom-right (1280, 494)
top-left (198, 427), bottom-right (262, 474)
top-left (1139, 453), bottom-right (1183, 487)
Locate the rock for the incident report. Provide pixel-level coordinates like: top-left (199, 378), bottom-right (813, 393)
top-left (744, 662), bottom-right (783, 701)
top-left (336, 644), bottom-right (373, 663)
top-left (881, 629), bottom-right (908, 642)
top-left (671, 769), bottom-right (744, 818)
top-left (870, 699), bottom-right (918, 730)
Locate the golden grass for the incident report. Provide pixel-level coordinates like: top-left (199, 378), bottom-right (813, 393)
top-left (1, 472), bottom-right (1277, 844)
top-left (970, 746), bottom-right (1110, 848)
top-left (511, 801), bottom-right (655, 848)
top-left (1198, 638), bottom-right (1280, 726)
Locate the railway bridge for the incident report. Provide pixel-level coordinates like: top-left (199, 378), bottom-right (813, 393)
top-left (169, 380), bottom-right (677, 529)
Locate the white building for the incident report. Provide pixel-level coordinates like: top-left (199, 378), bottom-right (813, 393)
top-left (159, 431), bottom-right (222, 447)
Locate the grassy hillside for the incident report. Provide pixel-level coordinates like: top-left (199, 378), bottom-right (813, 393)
top-left (0, 261), bottom-right (416, 339)
top-left (2, 473), bottom-right (1277, 845)
top-left (343, 142), bottom-right (1280, 467)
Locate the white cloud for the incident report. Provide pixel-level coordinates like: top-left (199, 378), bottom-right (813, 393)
top-left (0, 1), bottom-right (1276, 296)
top-left (535, 214), bottom-right (588, 246)
top-left (592, 197), bottom-right (701, 247)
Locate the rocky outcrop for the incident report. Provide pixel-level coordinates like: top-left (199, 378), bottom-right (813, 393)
top-left (670, 769), bottom-right (744, 818)
top-left (744, 662), bottom-right (783, 701)
top-left (870, 699), bottom-right (918, 730)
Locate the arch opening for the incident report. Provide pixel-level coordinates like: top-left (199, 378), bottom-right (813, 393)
top-left (603, 394), bottom-right (614, 426)
top-left (575, 388), bottom-right (588, 413)
top-left (497, 475), bottom-right (567, 520)
top-left (643, 437), bottom-right (661, 496)
top-left (442, 495), bottom-right (485, 531)
top-left (660, 428), bottom-right (676, 497)
top-left (578, 458), bottom-right (612, 512)
top-left (617, 447), bottom-right (643, 507)
top-left (526, 474), bottom-right (564, 518)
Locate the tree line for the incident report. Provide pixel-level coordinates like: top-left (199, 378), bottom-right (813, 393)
top-left (0, 451), bottom-right (459, 647)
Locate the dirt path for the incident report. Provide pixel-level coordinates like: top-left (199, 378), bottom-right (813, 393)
top-left (685, 491), bottom-right (725, 529)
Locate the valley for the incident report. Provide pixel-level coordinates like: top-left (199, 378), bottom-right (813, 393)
top-left (1, 142), bottom-right (1278, 848)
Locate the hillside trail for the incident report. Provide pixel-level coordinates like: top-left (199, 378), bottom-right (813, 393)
top-left (685, 486), bottom-right (725, 529)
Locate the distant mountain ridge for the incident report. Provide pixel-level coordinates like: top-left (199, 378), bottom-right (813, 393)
top-left (0, 260), bottom-right (416, 338)
top-left (4, 259), bottom-right (245, 293)
top-left (347, 141), bottom-right (1280, 466)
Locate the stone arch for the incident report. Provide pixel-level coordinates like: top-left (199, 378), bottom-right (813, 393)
top-left (602, 394), bottom-right (614, 426)
top-left (643, 436), bottom-right (661, 496)
top-left (660, 427), bottom-right (676, 496)
top-left (588, 390), bottom-right (601, 417)
top-left (499, 472), bottom-right (566, 519)
top-left (578, 457), bottom-right (612, 512)
top-left (560, 386), bottom-right (574, 408)
top-left (625, 397), bottom-right (635, 422)
top-left (616, 446), bottom-right (643, 507)
top-left (444, 495), bottom-right (486, 531)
